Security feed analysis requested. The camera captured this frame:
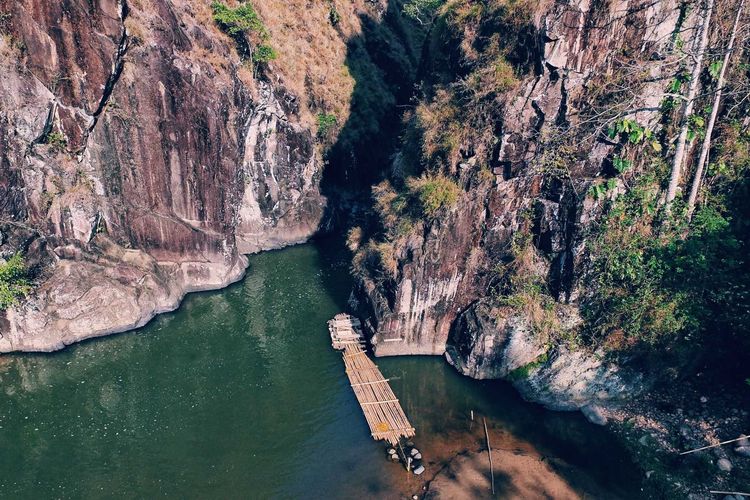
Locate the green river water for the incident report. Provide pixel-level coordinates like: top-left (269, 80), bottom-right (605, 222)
top-left (0, 239), bottom-right (642, 499)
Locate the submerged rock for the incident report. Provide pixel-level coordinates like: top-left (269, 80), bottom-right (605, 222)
top-left (581, 405), bottom-right (608, 426)
top-left (717, 458), bottom-right (733, 472)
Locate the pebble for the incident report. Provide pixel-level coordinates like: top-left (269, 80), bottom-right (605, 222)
top-left (700, 396), bottom-right (708, 404)
top-left (717, 458), bottom-right (732, 472)
top-left (738, 434), bottom-right (749, 447)
top-left (734, 446), bottom-right (750, 458)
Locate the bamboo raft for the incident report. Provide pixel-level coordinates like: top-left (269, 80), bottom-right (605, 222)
top-left (328, 313), bottom-right (416, 446)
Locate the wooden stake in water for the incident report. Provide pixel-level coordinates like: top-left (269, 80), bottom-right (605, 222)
top-left (483, 417), bottom-right (495, 495)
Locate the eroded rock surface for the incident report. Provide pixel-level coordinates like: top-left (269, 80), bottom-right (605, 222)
top-left (0, 0), bottom-right (327, 351)
top-left (354, 0), bottom-right (693, 409)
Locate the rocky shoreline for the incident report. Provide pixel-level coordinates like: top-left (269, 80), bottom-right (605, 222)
top-left (603, 378), bottom-right (750, 499)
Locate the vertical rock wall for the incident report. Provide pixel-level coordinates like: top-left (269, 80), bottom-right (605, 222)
top-left (354, 0), bottom-right (694, 408)
top-left (0, 0), bottom-right (327, 351)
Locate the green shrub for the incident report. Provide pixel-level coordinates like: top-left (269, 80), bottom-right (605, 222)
top-left (328, 5), bottom-right (340, 26)
top-left (45, 131), bottom-right (67, 152)
top-left (211, 1), bottom-right (276, 66)
top-left (253, 44), bottom-right (277, 63)
top-left (406, 174), bottom-right (461, 219)
top-left (507, 351), bottom-right (549, 380)
top-left (316, 113), bottom-right (337, 139)
top-left (0, 253), bottom-right (31, 310)
top-left (210, 1), bottom-right (266, 37)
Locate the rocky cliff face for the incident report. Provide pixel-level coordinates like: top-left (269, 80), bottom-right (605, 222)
top-left (0, 0), bottom-right (419, 352)
top-left (354, 0), bottom-right (695, 410)
top-left (0, 0), bottom-right (364, 351)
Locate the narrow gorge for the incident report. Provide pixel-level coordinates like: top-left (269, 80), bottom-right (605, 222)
top-left (1, 0), bottom-right (749, 498)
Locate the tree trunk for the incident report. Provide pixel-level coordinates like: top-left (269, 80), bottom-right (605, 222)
top-left (687, 0), bottom-right (746, 220)
top-left (665, 0), bottom-right (715, 210)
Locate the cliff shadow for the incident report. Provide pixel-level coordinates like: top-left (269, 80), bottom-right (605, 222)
top-left (315, 0), bottom-right (425, 233)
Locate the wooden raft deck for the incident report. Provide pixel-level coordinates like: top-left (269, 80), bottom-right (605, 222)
top-left (328, 314), bottom-right (415, 446)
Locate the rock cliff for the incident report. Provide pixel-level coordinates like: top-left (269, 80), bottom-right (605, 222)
top-left (352, 0), bottom-right (700, 410)
top-left (0, 0), bottom-right (414, 351)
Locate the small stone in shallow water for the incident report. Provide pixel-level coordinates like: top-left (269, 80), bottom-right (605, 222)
top-left (581, 405), bottom-right (607, 425)
top-left (717, 458), bottom-right (732, 472)
top-left (700, 396), bottom-right (708, 404)
top-left (734, 446), bottom-right (750, 458)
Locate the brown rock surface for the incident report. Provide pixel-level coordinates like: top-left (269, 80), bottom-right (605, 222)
top-left (0, 0), bottom-right (415, 351)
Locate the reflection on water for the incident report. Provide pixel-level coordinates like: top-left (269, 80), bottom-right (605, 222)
top-left (0, 240), bottom-right (641, 499)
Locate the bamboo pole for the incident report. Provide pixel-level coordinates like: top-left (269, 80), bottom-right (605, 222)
top-left (484, 417), bottom-right (495, 495)
top-left (351, 378), bottom-right (391, 387)
top-left (680, 435), bottom-right (749, 455)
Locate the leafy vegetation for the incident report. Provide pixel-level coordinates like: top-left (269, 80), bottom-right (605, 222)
top-left (0, 253), bottom-right (31, 310)
top-left (252, 44), bottom-right (277, 63)
top-left (316, 113), bottom-right (337, 140)
top-left (580, 149), bottom-right (749, 355)
top-left (211, 1), bottom-right (275, 68)
top-left (328, 4), bottom-right (340, 26)
top-left (406, 174), bottom-right (460, 219)
top-left (211, 2), bottom-right (266, 36)
top-left (507, 351), bottom-right (550, 380)
top-left (45, 131), bottom-right (67, 153)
